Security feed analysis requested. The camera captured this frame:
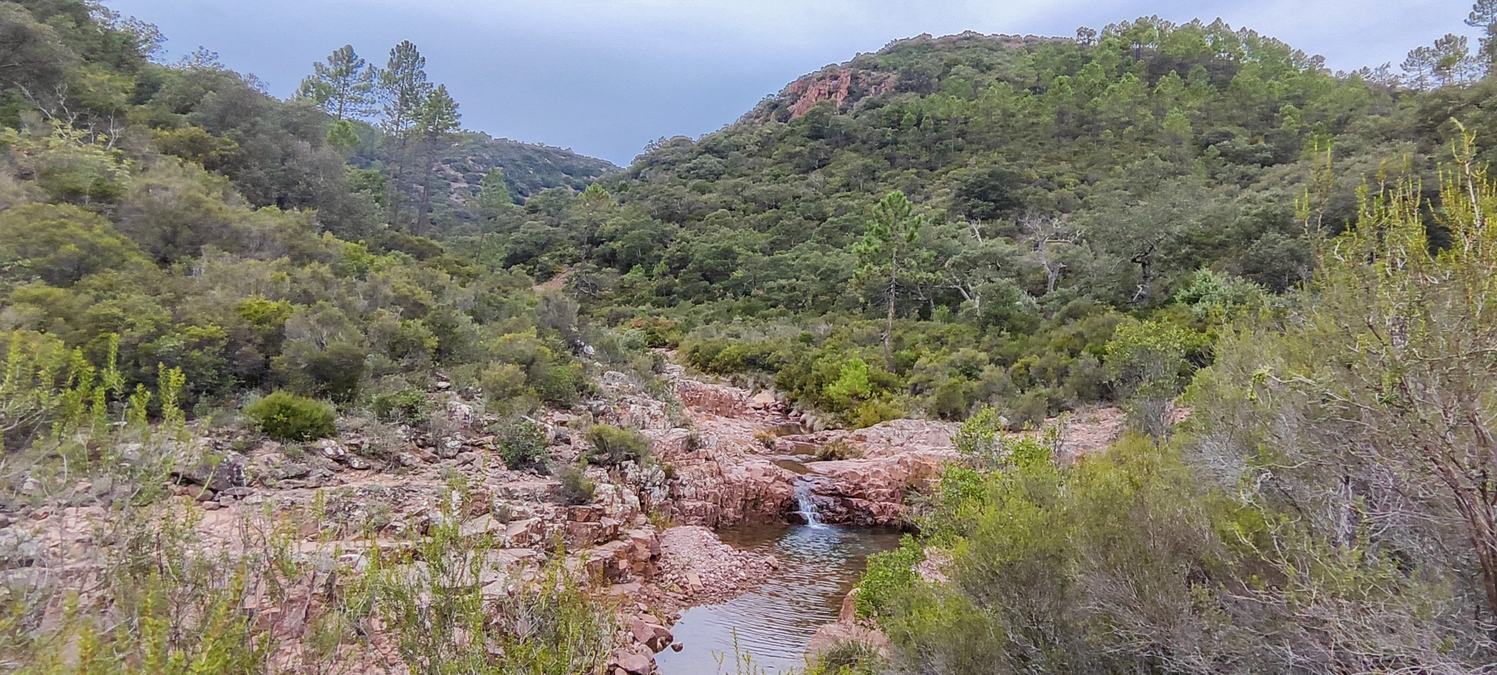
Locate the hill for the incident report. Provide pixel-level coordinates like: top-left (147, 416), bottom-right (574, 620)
top-left (350, 130), bottom-right (617, 231)
top-left (439, 132), bottom-right (617, 205)
top-left (475, 20), bottom-right (1497, 428)
top-left (5, 1), bottom-right (1497, 672)
top-left (507, 24), bottom-right (1449, 309)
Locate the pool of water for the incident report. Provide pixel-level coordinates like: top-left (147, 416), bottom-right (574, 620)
top-left (655, 523), bottom-right (901, 674)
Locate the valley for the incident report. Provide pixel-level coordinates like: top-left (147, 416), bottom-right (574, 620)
top-left (3, 1), bottom-right (1497, 672)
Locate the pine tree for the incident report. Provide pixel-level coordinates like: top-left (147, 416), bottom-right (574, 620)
top-left (477, 169), bottom-right (513, 217)
top-left (295, 45), bottom-right (374, 121)
top-left (414, 84), bottom-right (460, 230)
top-left (854, 191), bottom-right (927, 365)
top-left (377, 41), bottom-right (432, 227)
top-left (1468, 0), bottom-right (1497, 75)
top-left (1401, 34), bottom-right (1477, 88)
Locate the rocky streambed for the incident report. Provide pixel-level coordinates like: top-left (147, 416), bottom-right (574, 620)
top-left (5, 352), bottom-right (1122, 674)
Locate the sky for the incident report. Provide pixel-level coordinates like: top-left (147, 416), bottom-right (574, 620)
top-left (109, 0), bottom-right (1476, 165)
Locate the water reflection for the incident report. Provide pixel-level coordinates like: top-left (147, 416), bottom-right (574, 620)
top-left (656, 524), bottom-right (901, 675)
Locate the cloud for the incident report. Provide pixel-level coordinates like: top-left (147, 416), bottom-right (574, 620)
top-left (110, 0), bottom-right (1477, 163)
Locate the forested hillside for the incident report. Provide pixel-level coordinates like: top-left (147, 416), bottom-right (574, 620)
top-left (3, 0), bottom-right (1497, 672)
top-left (482, 18), bottom-right (1497, 430)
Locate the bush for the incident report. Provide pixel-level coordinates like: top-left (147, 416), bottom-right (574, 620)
top-left (480, 362), bottom-right (534, 413)
top-left (246, 391), bottom-right (335, 441)
top-left (367, 488), bottom-right (616, 672)
top-left (850, 398), bottom-right (904, 429)
top-left (370, 388), bottom-right (431, 425)
top-left (1005, 388), bottom-right (1053, 430)
top-left (807, 640), bottom-right (884, 675)
top-left (815, 438), bottom-right (859, 461)
top-left (855, 535), bottom-right (922, 619)
top-left (953, 405), bottom-right (1002, 464)
top-left (554, 464), bottom-right (596, 505)
top-left (583, 424), bottom-right (650, 466)
top-left (302, 341), bottom-right (369, 403)
top-left (930, 377), bottom-right (972, 420)
top-left (624, 316), bottom-right (682, 348)
top-left (531, 360), bottom-right (586, 406)
top-left (497, 418), bottom-right (548, 472)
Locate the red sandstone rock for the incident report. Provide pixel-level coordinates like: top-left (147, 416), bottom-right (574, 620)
top-left (608, 645), bottom-right (654, 675)
top-left (781, 67), bottom-right (895, 119)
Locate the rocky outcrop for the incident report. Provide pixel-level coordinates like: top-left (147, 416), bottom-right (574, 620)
top-left (803, 454), bottom-right (947, 527)
top-left (782, 67), bottom-right (895, 119)
top-left (650, 374), bottom-right (800, 527)
top-left (774, 419), bottom-right (959, 527)
top-left (663, 454), bottom-right (797, 528)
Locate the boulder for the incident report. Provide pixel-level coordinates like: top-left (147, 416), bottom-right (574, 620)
top-left (628, 615), bottom-right (674, 652)
top-left (608, 645), bottom-right (654, 675)
top-left (173, 451), bottom-right (247, 493)
top-left (748, 390), bottom-right (777, 409)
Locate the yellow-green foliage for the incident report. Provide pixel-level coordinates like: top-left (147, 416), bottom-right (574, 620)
top-left (803, 640), bottom-right (885, 675)
top-left (2, 503), bottom-right (282, 673)
top-left (479, 330), bottom-right (588, 413)
top-left (0, 125), bottom-right (130, 205)
top-left (365, 489), bottom-right (615, 673)
top-left (583, 424), bottom-right (650, 466)
top-left (245, 390), bottom-right (335, 441)
top-left (871, 435), bottom-right (1222, 672)
top-left (0, 331), bottom-right (139, 450)
top-left (855, 535), bottom-right (923, 619)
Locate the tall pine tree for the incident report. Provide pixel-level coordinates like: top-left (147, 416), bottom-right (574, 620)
top-left (295, 45), bottom-right (375, 121)
top-left (415, 84), bottom-right (461, 230)
top-left (378, 41), bottom-right (432, 227)
top-left (854, 191), bottom-right (929, 365)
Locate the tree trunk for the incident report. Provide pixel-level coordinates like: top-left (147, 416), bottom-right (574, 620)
top-left (1131, 242), bottom-right (1156, 303)
top-left (387, 133), bottom-right (407, 228)
top-left (417, 138), bottom-right (433, 233)
top-left (884, 251), bottom-right (897, 367)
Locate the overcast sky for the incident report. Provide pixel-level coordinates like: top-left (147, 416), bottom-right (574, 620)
top-left (109, 0), bottom-right (1475, 165)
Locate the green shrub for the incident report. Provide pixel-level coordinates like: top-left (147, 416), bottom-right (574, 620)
top-left (497, 418), bottom-right (548, 472)
top-left (930, 377), bottom-right (972, 420)
top-left (554, 464), bottom-right (596, 505)
top-left (1005, 388), bottom-right (1054, 430)
top-left (850, 398), bottom-right (904, 429)
top-left (583, 424), bottom-right (651, 466)
top-left (479, 362), bottom-right (536, 414)
top-left (246, 391), bottom-right (335, 441)
top-left (531, 360), bottom-right (586, 406)
top-left (953, 405), bottom-right (1003, 463)
top-left (370, 388), bottom-right (431, 425)
top-left (624, 316), bottom-right (682, 348)
top-left (302, 341), bottom-right (368, 403)
top-left (856, 535), bottom-right (923, 619)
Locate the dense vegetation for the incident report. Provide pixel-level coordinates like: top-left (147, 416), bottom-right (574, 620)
top-left (851, 134), bottom-right (1497, 672)
top-left (0, 2), bottom-right (628, 670)
top-left (4, 0), bottom-right (1497, 671)
top-left (0, 0), bottom-right (628, 423)
top-left (481, 16), bottom-right (1497, 432)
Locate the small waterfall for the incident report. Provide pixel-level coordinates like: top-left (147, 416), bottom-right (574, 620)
top-left (794, 478), bottom-right (823, 527)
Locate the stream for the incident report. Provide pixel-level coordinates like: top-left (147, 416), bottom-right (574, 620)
top-left (655, 517), bottom-right (901, 674)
